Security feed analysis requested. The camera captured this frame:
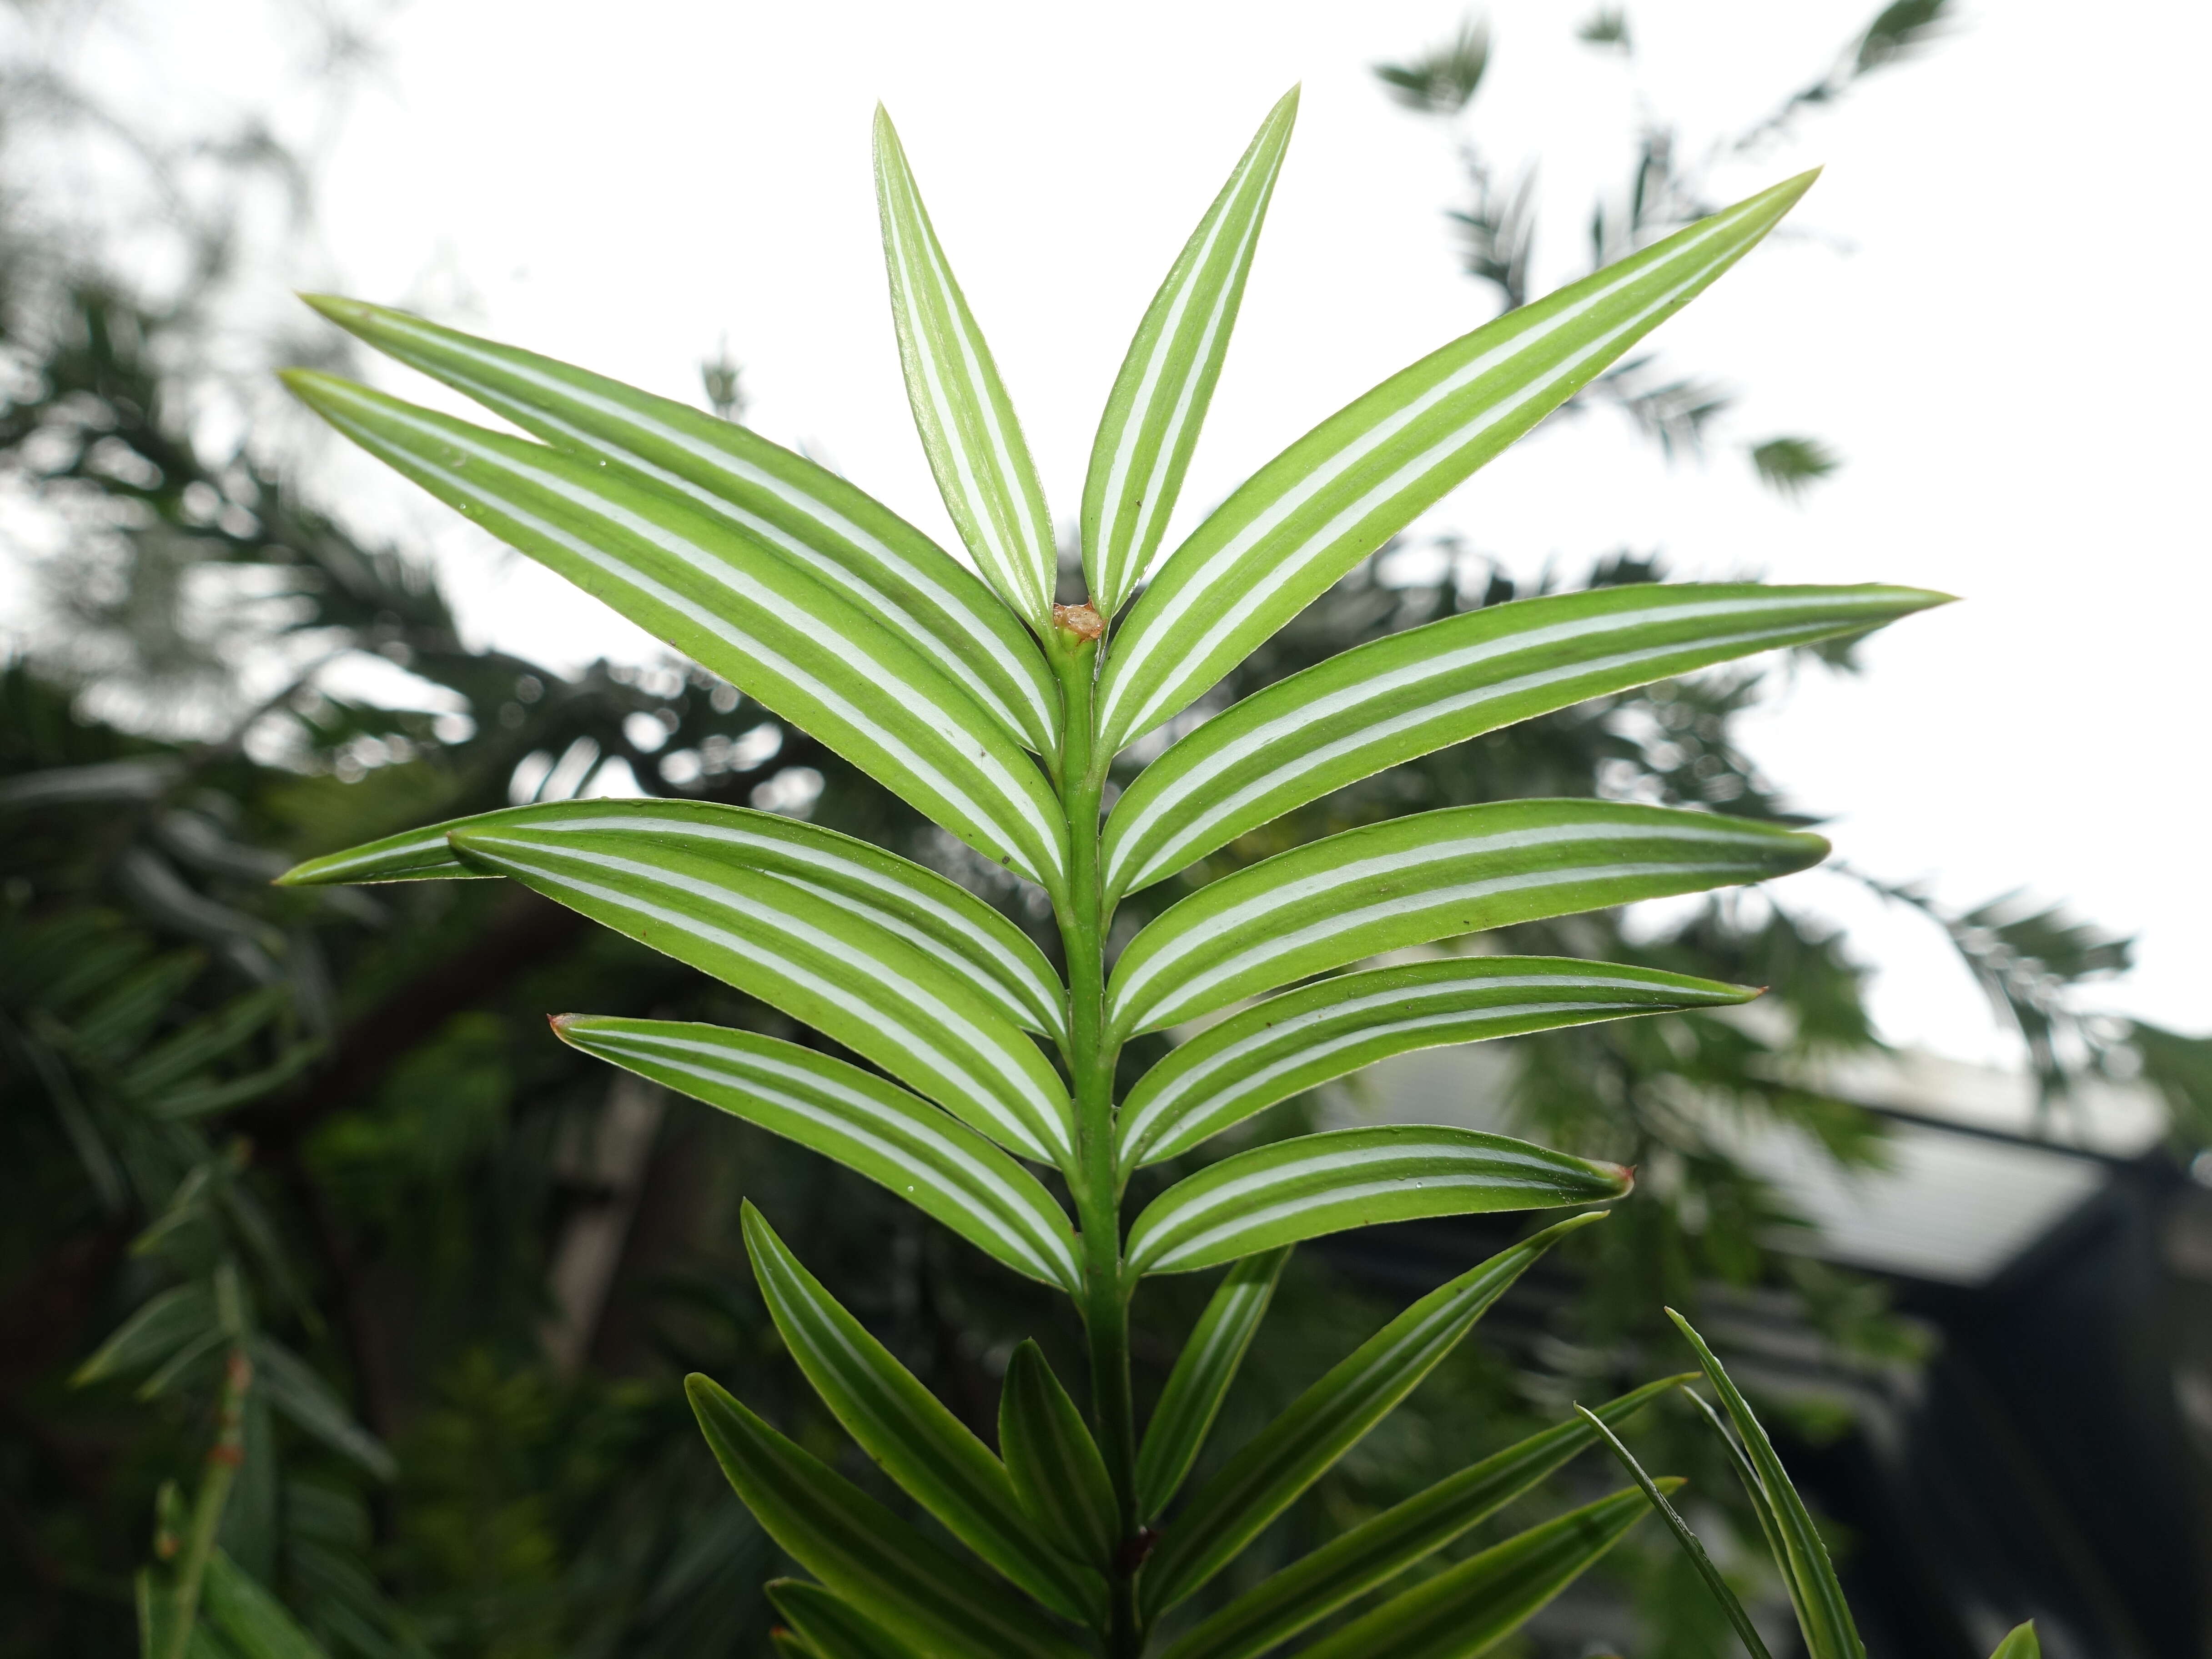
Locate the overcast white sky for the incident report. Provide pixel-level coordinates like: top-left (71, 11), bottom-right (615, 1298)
top-left (28, 0), bottom-right (2212, 1061)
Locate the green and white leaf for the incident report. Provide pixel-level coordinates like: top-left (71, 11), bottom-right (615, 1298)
top-left (1104, 581), bottom-right (1946, 896)
top-left (687, 1376), bottom-right (1088, 1659)
top-left (743, 1209), bottom-right (1103, 1623)
top-left (280, 370), bottom-right (1066, 890)
top-left (766, 1580), bottom-right (927, 1659)
top-left (998, 1341), bottom-right (1121, 1570)
top-left (1081, 89), bottom-right (1298, 614)
top-left (875, 110), bottom-right (1058, 628)
top-left (554, 1018), bottom-right (1079, 1291)
top-left (1124, 1126), bottom-right (1627, 1276)
top-left (1296, 1484), bottom-right (1665, 1659)
top-left (1165, 1375), bottom-right (1687, 1659)
top-left (1670, 1310), bottom-right (1867, 1659)
top-left (1134, 1246), bottom-right (1289, 1518)
top-left (1108, 799), bottom-right (1827, 1039)
top-left (1139, 1213), bottom-right (1598, 1614)
top-left (1092, 171), bottom-right (1818, 753)
top-left (1118, 955), bottom-right (1755, 1171)
top-left (302, 296), bottom-right (1059, 754)
top-left (278, 799), bottom-right (1066, 1044)
top-left (440, 814), bottom-right (1073, 1164)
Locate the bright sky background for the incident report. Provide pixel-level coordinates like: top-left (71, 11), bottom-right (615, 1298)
top-left (26, 0), bottom-right (2212, 1061)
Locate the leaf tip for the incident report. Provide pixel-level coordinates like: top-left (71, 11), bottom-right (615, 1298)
top-left (682, 1371), bottom-right (726, 1416)
top-left (276, 367), bottom-right (357, 417)
top-left (1663, 1307), bottom-right (1709, 1351)
top-left (297, 291), bottom-right (370, 327)
top-left (738, 1199), bottom-right (780, 1267)
top-left (1533, 1208), bottom-right (1612, 1249)
top-left (1778, 164), bottom-right (1825, 200)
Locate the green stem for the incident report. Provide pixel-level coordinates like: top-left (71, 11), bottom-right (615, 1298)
top-left (1047, 613), bottom-right (1144, 1657)
top-left (159, 1345), bottom-right (252, 1659)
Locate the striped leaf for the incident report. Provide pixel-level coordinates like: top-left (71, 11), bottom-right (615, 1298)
top-left (1124, 1126), bottom-right (1627, 1277)
top-left (999, 1341), bottom-right (1121, 1569)
top-left (300, 296), bottom-right (1059, 754)
top-left (743, 1209), bottom-right (1103, 1624)
top-left (875, 109), bottom-right (1057, 627)
top-left (1081, 89), bottom-right (1298, 614)
top-left (280, 370), bottom-right (1067, 891)
top-left (1104, 581), bottom-right (1947, 897)
top-left (553, 1018), bottom-right (1079, 1292)
top-left (1092, 171), bottom-right (1819, 754)
top-left (1139, 1213), bottom-right (1598, 1614)
top-left (1118, 956), bottom-right (1755, 1172)
top-left (686, 1376), bottom-right (1089, 1659)
top-left (1134, 1246), bottom-right (1288, 1518)
top-left (443, 814), bottom-right (1073, 1165)
top-left (1108, 799), bottom-right (1827, 1040)
top-left (1296, 1484), bottom-right (1666, 1659)
top-left (1577, 1403), bottom-right (1776, 1659)
top-left (277, 800), bottom-right (1066, 1045)
top-left (1164, 1375), bottom-right (1687, 1659)
top-left (766, 1581), bottom-right (926, 1659)
top-left (1670, 1311), bottom-right (1867, 1659)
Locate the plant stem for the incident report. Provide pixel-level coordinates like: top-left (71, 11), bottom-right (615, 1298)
top-left (158, 1345), bottom-right (252, 1659)
top-left (1048, 613), bottom-right (1144, 1656)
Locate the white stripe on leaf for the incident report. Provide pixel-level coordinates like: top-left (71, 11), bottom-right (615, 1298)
top-left (1084, 89), bottom-right (1298, 614)
top-left (1116, 957), bottom-right (1755, 1170)
top-left (283, 372), bottom-right (1069, 891)
top-left (1094, 172), bottom-right (1817, 754)
top-left (875, 110), bottom-right (1058, 627)
top-left (453, 830), bottom-right (1073, 1165)
top-left (1108, 803), bottom-right (1824, 1038)
top-left (556, 1017), bottom-right (1080, 1295)
top-left (1103, 583), bottom-right (1942, 896)
top-left (304, 298), bottom-right (1059, 753)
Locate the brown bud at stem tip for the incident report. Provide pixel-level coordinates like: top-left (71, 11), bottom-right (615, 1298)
top-left (1116, 1526), bottom-right (1160, 1573)
top-left (1053, 602), bottom-right (1105, 641)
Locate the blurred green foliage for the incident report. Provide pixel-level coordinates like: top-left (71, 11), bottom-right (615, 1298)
top-left (3, 4), bottom-right (2206, 1656)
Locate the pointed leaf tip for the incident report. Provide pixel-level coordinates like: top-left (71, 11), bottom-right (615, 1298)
top-left (875, 101), bottom-right (1059, 625)
top-left (1081, 84), bottom-right (1302, 611)
top-left (298, 291), bottom-right (369, 325)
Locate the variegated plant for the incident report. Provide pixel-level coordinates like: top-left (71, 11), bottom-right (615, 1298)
top-left (278, 93), bottom-right (1950, 1659)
